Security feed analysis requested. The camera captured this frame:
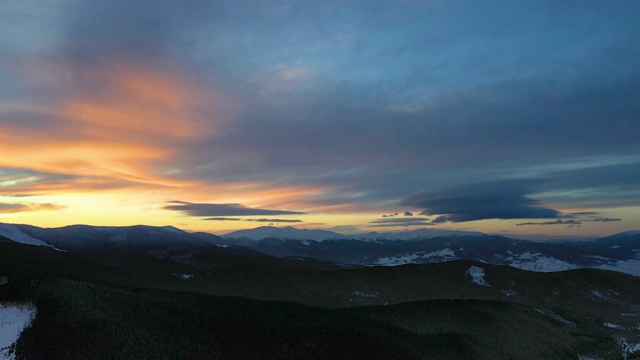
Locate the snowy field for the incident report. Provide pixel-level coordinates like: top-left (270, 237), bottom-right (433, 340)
top-left (465, 266), bottom-right (491, 287)
top-left (0, 303), bottom-right (37, 360)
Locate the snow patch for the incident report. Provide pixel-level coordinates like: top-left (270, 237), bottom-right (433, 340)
top-left (0, 303), bottom-right (37, 360)
top-left (374, 249), bottom-right (458, 266)
top-left (0, 224), bottom-right (50, 247)
top-left (590, 290), bottom-right (615, 301)
top-left (535, 308), bottom-right (576, 326)
top-left (583, 255), bottom-right (612, 262)
top-left (603, 322), bottom-right (624, 329)
top-left (597, 259), bottom-right (640, 277)
top-left (348, 291), bottom-right (386, 305)
top-left (611, 245), bottom-right (622, 249)
top-left (502, 289), bottom-right (516, 297)
top-left (617, 337), bottom-right (640, 360)
top-left (465, 266), bottom-right (491, 287)
top-left (505, 252), bottom-right (578, 272)
top-left (423, 248), bottom-right (457, 260)
top-left (374, 253), bottom-right (422, 266)
top-left (172, 273), bottom-right (194, 280)
top-left (216, 244), bottom-right (230, 248)
top-left (351, 291), bottom-right (379, 298)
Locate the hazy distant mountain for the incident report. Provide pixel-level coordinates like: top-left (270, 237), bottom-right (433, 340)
top-left (223, 226), bottom-right (640, 276)
top-left (2, 221), bottom-right (639, 277)
top-left (223, 226), bottom-right (348, 241)
top-left (351, 228), bottom-right (487, 240)
top-left (223, 226), bottom-right (485, 241)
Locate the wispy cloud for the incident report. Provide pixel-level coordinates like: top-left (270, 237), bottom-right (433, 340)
top-left (582, 218), bottom-right (622, 223)
top-left (0, 59), bottom-right (230, 191)
top-left (516, 220), bottom-right (581, 226)
top-left (163, 201), bottom-right (305, 217)
top-left (0, 202), bottom-right (65, 214)
top-left (367, 217), bottom-right (434, 228)
top-left (248, 218), bottom-right (302, 223)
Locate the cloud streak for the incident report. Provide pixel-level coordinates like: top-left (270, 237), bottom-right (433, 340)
top-left (516, 220), bottom-right (581, 226)
top-left (249, 218), bottom-right (303, 223)
top-left (0, 202), bottom-right (65, 214)
top-left (163, 201), bottom-right (305, 217)
top-left (0, 58), bottom-right (231, 192)
top-left (367, 217), bottom-right (435, 228)
top-left (582, 218), bottom-right (622, 223)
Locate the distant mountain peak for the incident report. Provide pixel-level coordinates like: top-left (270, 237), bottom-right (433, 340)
top-left (161, 225), bottom-right (186, 234)
top-left (222, 226), bottom-right (346, 242)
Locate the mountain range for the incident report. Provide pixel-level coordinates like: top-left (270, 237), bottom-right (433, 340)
top-left (2, 222), bottom-right (639, 276)
top-left (222, 225), bottom-right (640, 276)
top-left (222, 226), bottom-right (484, 241)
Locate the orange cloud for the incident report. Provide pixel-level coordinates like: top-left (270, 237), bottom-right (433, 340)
top-left (0, 58), bottom-right (362, 227)
top-left (0, 59), bottom-right (228, 191)
top-left (62, 62), bottom-right (208, 140)
top-left (0, 202), bottom-right (65, 214)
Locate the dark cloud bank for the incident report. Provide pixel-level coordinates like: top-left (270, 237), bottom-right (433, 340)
top-left (401, 179), bottom-right (559, 223)
top-left (163, 201), bottom-right (305, 217)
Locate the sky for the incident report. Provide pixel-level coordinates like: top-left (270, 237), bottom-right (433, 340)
top-left (1, 0), bottom-right (639, 238)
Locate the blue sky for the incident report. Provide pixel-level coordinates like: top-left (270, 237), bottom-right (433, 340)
top-left (1, 0), bottom-right (639, 237)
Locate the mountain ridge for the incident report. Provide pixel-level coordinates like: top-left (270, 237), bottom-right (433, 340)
top-left (222, 225), bottom-right (487, 241)
top-left (2, 222), bottom-right (639, 276)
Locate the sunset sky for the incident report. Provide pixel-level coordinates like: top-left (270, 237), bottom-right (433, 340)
top-left (1, 0), bottom-right (639, 238)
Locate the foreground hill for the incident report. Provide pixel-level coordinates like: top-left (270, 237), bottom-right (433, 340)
top-left (1, 235), bottom-right (639, 358)
top-left (2, 278), bottom-right (621, 360)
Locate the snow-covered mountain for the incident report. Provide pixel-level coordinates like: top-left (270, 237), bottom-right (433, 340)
top-left (224, 227), bottom-right (640, 276)
top-left (0, 223), bottom-right (55, 248)
top-left (0, 222), bottom-right (227, 252)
